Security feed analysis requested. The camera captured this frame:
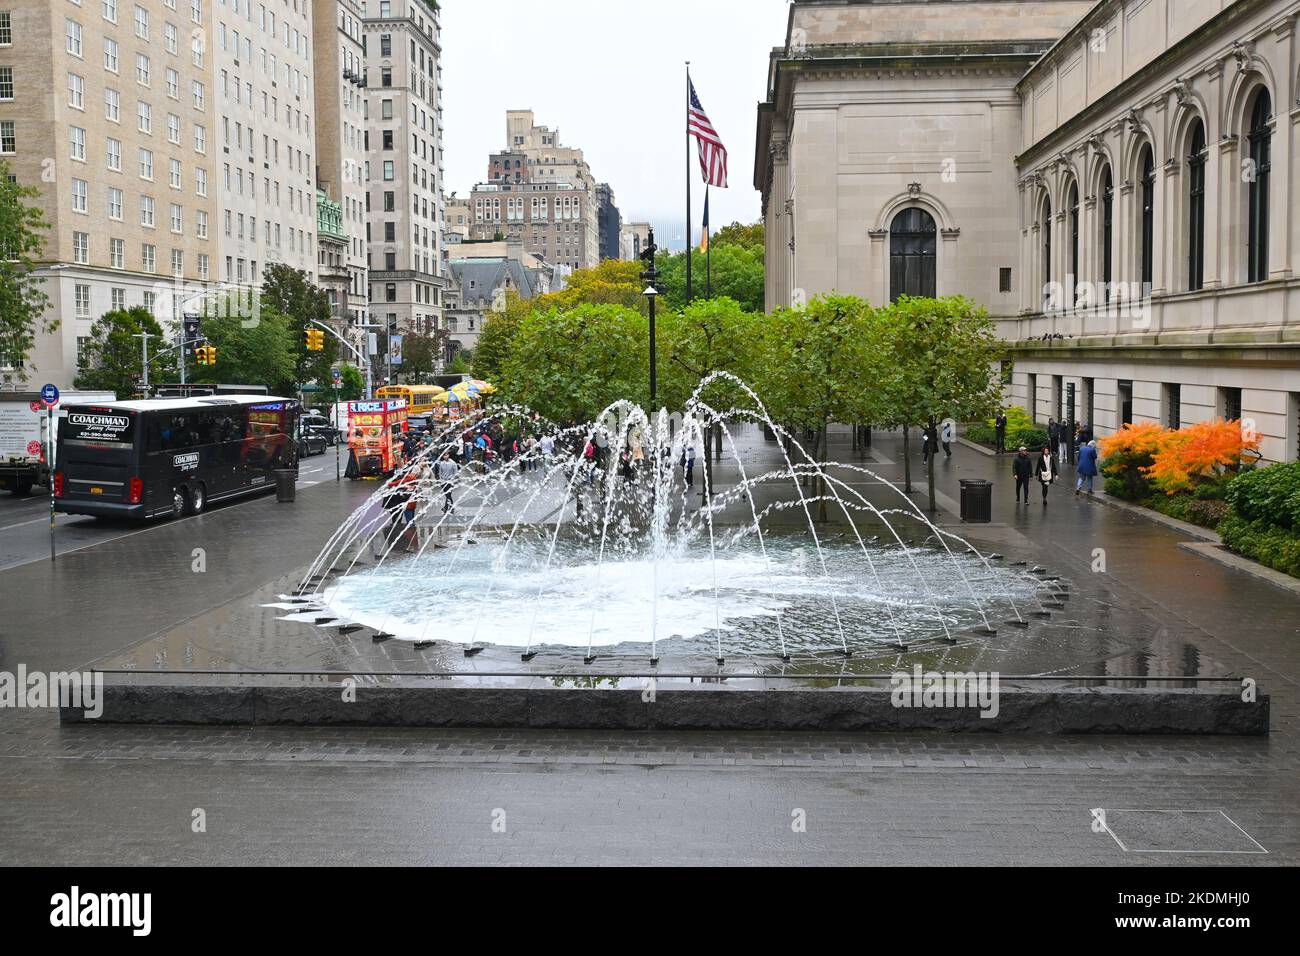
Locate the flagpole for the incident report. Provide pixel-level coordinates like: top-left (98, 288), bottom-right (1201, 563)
top-left (705, 186), bottom-right (712, 299)
top-left (685, 61), bottom-right (693, 305)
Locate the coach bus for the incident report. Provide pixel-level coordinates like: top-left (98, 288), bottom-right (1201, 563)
top-left (375, 384), bottom-right (445, 417)
top-left (53, 394), bottom-right (301, 520)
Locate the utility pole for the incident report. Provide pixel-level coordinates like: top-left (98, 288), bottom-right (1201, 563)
top-left (640, 228), bottom-right (659, 409)
top-left (134, 331), bottom-right (154, 392)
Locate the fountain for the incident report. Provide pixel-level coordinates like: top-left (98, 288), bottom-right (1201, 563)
top-left (291, 375), bottom-right (1046, 671)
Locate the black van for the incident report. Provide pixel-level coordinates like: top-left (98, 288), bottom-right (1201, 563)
top-left (54, 395), bottom-right (301, 520)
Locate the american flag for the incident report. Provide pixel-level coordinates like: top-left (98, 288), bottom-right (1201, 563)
top-left (688, 80), bottom-right (728, 188)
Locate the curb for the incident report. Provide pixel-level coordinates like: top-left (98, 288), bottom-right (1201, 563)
top-left (1177, 541), bottom-right (1300, 596)
top-left (1088, 491), bottom-right (1222, 544)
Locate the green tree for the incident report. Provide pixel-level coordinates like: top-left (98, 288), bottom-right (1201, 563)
top-left (74, 307), bottom-right (176, 397)
top-left (500, 304), bottom-right (649, 422)
top-left (400, 330), bottom-right (447, 384)
top-left (261, 263), bottom-right (336, 387)
top-left (872, 296), bottom-right (1003, 512)
top-left (447, 351), bottom-right (472, 375)
top-left (189, 303), bottom-right (296, 394)
top-left (536, 258), bottom-right (646, 313)
top-left (472, 289), bottom-right (530, 382)
top-left (749, 295), bottom-right (875, 520)
top-left (337, 363), bottom-right (365, 401)
top-left (655, 242), bottom-right (764, 314)
top-left (0, 161), bottom-right (51, 377)
top-left (712, 221), bottom-right (764, 250)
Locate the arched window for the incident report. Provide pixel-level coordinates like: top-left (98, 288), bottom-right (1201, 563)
top-left (1068, 182), bottom-right (1080, 304)
top-left (1101, 165), bottom-right (1114, 302)
top-left (1187, 119), bottom-right (1206, 291)
top-left (889, 207), bottom-right (936, 302)
top-left (1139, 145), bottom-right (1155, 294)
top-left (1247, 88), bottom-right (1272, 283)
top-left (1041, 195), bottom-right (1052, 308)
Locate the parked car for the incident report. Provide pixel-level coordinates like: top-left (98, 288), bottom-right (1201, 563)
top-left (298, 428), bottom-right (328, 457)
top-left (301, 414), bottom-right (340, 446)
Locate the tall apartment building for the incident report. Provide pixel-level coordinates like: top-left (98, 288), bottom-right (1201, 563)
top-left (469, 110), bottom-right (601, 274)
top-left (0, 0), bottom-right (218, 388)
top-left (362, 0), bottom-right (445, 354)
top-left (312, 0), bottom-right (367, 330)
top-left (213, 0), bottom-right (318, 294)
top-left (595, 182), bottom-right (622, 262)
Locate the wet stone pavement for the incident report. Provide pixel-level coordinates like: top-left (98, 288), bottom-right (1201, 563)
top-left (0, 424), bottom-right (1297, 865)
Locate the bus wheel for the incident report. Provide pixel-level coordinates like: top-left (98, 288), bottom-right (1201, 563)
top-left (187, 483), bottom-right (206, 515)
top-left (170, 487), bottom-right (187, 519)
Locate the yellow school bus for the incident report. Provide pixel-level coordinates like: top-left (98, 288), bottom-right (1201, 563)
top-left (375, 384), bottom-right (445, 417)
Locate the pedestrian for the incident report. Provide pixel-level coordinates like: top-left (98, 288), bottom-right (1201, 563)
top-left (1012, 445), bottom-right (1032, 504)
top-left (1076, 439), bottom-right (1099, 496)
top-left (994, 411), bottom-right (1008, 454)
top-left (540, 433), bottom-right (555, 470)
top-left (1036, 444), bottom-right (1056, 505)
top-left (1058, 420), bottom-right (1071, 466)
top-left (619, 446), bottom-right (635, 482)
top-left (921, 426), bottom-right (932, 464)
top-left (435, 451), bottom-right (458, 514)
top-left (940, 419), bottom-right (954, 458)
top-left (1047, 418), bottom-right (1059, 459)
top-left (682, 444), bottom-right (697, 487)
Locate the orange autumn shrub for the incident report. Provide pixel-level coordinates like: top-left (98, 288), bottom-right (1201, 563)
top-left (1145, 419), bottom-right (1260, 495)
top-left (1099, 422), bottom-right (1169, 499)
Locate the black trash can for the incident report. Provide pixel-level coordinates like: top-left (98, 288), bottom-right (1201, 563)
top-left (959, 478), bottom-right (992, 523)
top-left (274, 469), bottom-right (297, 503)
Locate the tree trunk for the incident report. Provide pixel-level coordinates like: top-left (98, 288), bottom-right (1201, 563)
top-left (902, 426), bottom-right (913, 493)
top-left (927, 416), bottom-right (938, 513)
top-left (713, 422), bottom-right (722, 462)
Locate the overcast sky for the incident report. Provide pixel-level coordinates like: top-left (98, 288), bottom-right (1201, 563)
top-left (440, 0), bottom-right (792, 250)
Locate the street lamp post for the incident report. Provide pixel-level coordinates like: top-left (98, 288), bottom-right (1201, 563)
top-left (640, 228), bottom-right (660, 410)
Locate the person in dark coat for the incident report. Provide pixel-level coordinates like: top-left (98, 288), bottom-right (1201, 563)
top-left (1075, 440), bottom-right (1099, 495)
top-left (1035, 445), bottom-right (1056, 505)
top-left (994, 412), bottom-right (1008, 453)
top-left (1012, 445), bottom-right (1033, 504)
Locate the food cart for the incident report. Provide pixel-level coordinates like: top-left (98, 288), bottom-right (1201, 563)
top-left (346, 398), bottom-right (408, 478)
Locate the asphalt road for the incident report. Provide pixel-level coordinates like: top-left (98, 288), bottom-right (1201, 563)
top-left (0, 452), bottom-right (343, 571)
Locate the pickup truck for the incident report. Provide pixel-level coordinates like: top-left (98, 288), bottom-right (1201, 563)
top-left (0, 391), bottom-right (115, 495)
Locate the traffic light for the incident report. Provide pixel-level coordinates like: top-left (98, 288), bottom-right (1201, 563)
top-left (195, 345), bottom-right (216, 365)
top-left (204, 345), bottom-right (217, 365)
top-left (305, 328), bottom-right (325, 352)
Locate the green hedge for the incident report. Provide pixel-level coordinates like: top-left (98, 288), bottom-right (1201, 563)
top-left (1225, 461), bottom-right (1300, 530)
top-left (1218, 514), bottom-right (1300, 578)
top-left (967, 423), bottom-right (1050, 451)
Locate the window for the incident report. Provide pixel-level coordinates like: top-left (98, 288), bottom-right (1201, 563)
top-left (73, 231), bottom-right (89, 264)
top-left (71, 178), bottom-right (88, 213)
top-left (103, 1), bottom-right (118, 24)
top-left (889, 207), bottom-right (937, 302)
top-left (166, 68), bottom-right (179, 99)
top-left (140, 194), bottom-right (154, 227)
top-left (384, 222), bottom-right (395, 242)
top-left (0, 121), bottom-right (14, 155)
top-left (134, 5), bottom-right (149, 40)
top-left (195, 167), bottom-right (207, 196)
top-left (74, 284), bottom-right (91, 318)
top-left (196, 209), bottom-right (208, 238)
top-left (381, 99), bottom-right (393, 120)
top-left (141, 243), bottom-right (156, 273)
top-left (385, 283), bottom-right (396, 302)
top-left (1220, 387), bottom-right (1243, 423)
top-left (110, 287), bottom-right (125, 311)
top-left (104, 38), bottom-right (118, 73)
top-left (169, 157), bottom-right (181, 188)
top-left (1101, 165), bottom-right (1114, 302)
top-left (383, 191), bottom-right (395, 212)
top-left (170, 249), bottom-right (183, 276)
top-left (70, 126), bottom-right (86, 161)
top-left (1041, 196), bottom-right (1052, 304)
top-left (191, 0), bottom-right (202, 27)
top-left (193, 124), bottom-right (206, 153)
top-left (1187, 120), bottom-right (1206, 292)
top-left (1247, 88), bottom-right (1272, 284)
top-left (1139, 145), bottom-right (1155, 294)
top-left (192, 80), bottom-right (204, 109)
top-left (164, 22), bottom-right (178, 55)
top-left (197, 253), bottom-right (209, 281)
top-left (106, 137), bottom-right (121, 170)
top-left (0, 13), bottom-right (10, 46)
top-left (999, 267), bottom-right (1013, 294)
top-left (381, 35), bottom-right (391, 56)
top-left (138, 147), bottom-right (153, 179)
top-left (105, 87), bottom-right (119, 121)
top-left (0, 67), bottom-right (12, 101)
top-left (383, 160), bottom-right (394, 181)
top-left (1164, 383), bottom-right (1182, 430)
top-left (107, 187), bottom-right (122, 220)
top-left (137, 101), bottom-right (151, 133)
top-left (382, 129), bottom-right (393, 150)
top-left (1068, 182), bottom-right (1079, 304)
top-left (136, 53), bottom-right (150, 87)
top-left (381, 68), bottom-right (391, 87)
top-left (66, 20), bottom-right (83, 58)
top-left (170, 203), bottom-right (182, 233)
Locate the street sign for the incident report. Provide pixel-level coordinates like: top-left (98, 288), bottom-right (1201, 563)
top-left (40, 384), bottom-right (59, 407)
top-left (331, 367), bottom-right (342, 386)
